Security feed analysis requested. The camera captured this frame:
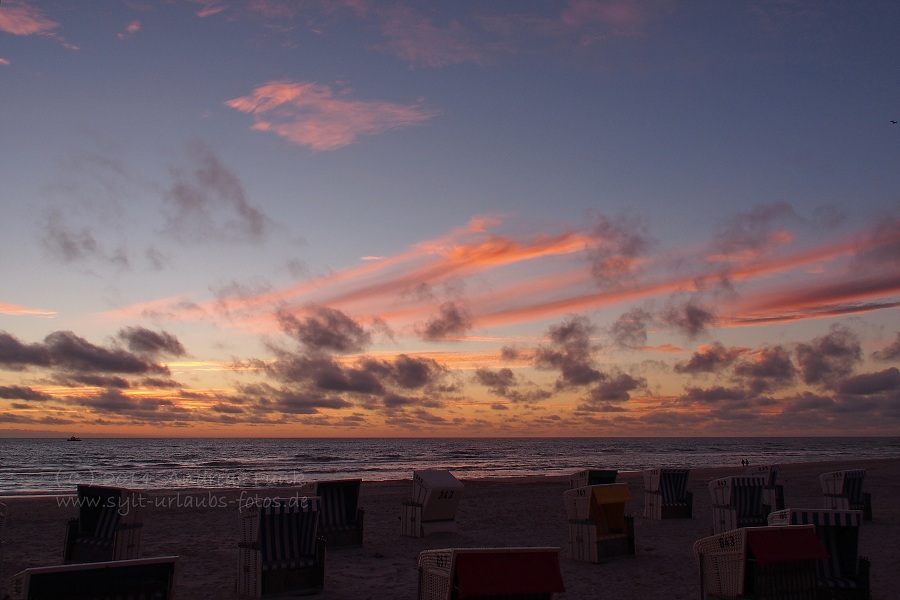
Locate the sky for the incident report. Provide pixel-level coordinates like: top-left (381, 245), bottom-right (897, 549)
top-left (1, 0), bottom-right (899, 438)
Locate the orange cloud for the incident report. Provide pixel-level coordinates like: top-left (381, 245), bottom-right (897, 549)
top-left (225, 81), bottom-right (439, 150)
top-left (0, 302), bottom-right (56, 317)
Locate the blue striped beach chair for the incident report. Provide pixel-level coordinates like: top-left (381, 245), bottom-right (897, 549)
top-left (821, 470), bottom-right (872, 521)
top-left (63, 485), bottom-right (145, 564)
top-left (568, 469), bottom-right (617, 489)
top-left (709, 476), bottom-right (768, 535)
top-left (303, 479), bottom-right (364, 548)
top-left (643, 468), bottom-right (692, 519)
top-left (768, 509), bottom-right (870, 599)
top-left (237, 496), bottom-right (325, 598)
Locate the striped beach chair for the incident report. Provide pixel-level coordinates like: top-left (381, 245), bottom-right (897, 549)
top-left (709, 476), bottom-right (768, 535)
top-left (418, 547), bottom-right (566, 600)
top-left (746, 464), bottom-right (784, 511)
top-left (302, 479), bottom-right (364, 548)
top-left (768, 509), bottom-right (870, 599)
top-left (63, 485), bottom-right (145, 563)
top-left (821, 470), bottom-right (872, 521)
top-left (237, 496), bottom-right (325, 598)
top-left (643, 468), bottom-right (692, 519)
top-left (693, 525), bottom-right (827, 600)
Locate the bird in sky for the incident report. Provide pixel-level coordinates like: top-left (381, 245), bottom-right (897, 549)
top-left (892, 120), bottom-right (898, 124)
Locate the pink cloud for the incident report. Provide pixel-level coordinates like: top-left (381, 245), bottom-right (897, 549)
top-left (0, 58), bottom-right (10, 67)
top-left (117, 20), bottom-right (141, 40)
top-left (225, 81), bottom-right (439, 150)
top-left (0, 1), bottom-right (59, 35)
top-left (191, 0), bottom-right (227, 18)
top-left (377, 4), bottom-right (488, 67)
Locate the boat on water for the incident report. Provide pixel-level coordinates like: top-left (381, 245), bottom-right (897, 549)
top-left (67, 435), bottom-right (82, 441)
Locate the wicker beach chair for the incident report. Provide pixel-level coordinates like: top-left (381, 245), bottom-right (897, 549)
top-left (417, 547), bottom-right (566, 600)
top-left (9, 555), bottom-right (178, 600)
top-left (401, 469), bottom-right (465, 537)
top-left (820, 470), bottom-right (872, 521)
top-left (746, 464), bottom-right (784, 512)
top-left (237, 496), bottom-right (325, 598)
top-left (563, 483), bottom-right (635, 562)
top-left (709, 476), bottom-right (768, 535)
top-left (568, 469), bottom-right (618, 489)
top-left (768, 509), bottom-right (870, 599)
top-left (643, 468), bottom-right (692, 519)
top-left (63, 485), bottom-right (146, 563)
top-left (301, 479), bottom-right (364, 548)
top-left (693, 525), bottom-right (827, 600)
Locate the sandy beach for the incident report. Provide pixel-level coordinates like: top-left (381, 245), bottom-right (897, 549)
top-left (1, 457), bottom-right (897, 599)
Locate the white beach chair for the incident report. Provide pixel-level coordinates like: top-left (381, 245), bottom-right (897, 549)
top-left (417, 547), bottom-right (566, 600)
top-left (768, 508), bottom-right (870, 598)
top-left (693, 525), bottom-right (826, 600)
top-left (709, 476), bottom-right (768, 535)
top-left (9, 556), bottom-right (178, 600)
top-left (563, 483), bottom-right (635, 562)
top-left (401, 469), bottom-right (464, 537)
top-left (820, 469), bottom-right (872, 520)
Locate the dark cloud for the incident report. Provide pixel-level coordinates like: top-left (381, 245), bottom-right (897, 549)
top-left (852, 213), bottom-right (900, 269)
top-left (270, 354), bottom-right (384, 394)
top-left (711, 201), bottom-right (797, 259)
top-left (44, 331), bottom-right (169, 375)
top-left (587, 213), bottom-right (651, 286)
top-left (661, 300), bottom-right (716, 338)
top-left (732, 346), bottom-right (796, 393)
top-left (381, 354), bottom-right (444, 389)
top-left (838, 368), bottom-right (900, 396)
top-left (0, 330), bottom-right (169, 377)
top-left (57, 373), bottom-right (132, 389)
top-left (674, 342), bottom-right (743, 374)
top-left (162, 140), bottom-right (268, 244)
top-left (117, 327), bottom-right (186, 357)
top-left (278, 306), bottom-right (371, 353)
top-left (500, 346), bottom-right (520, 360)
top-left (0, 385), bottom-right (53, 401)
top-left (795, 326), bottom-right (861, 387)
top-left (534, 317), bottom-right (605, 388)
top-left (584, 373), bottom-right (646, 405)
top-left (682, 386), bottom-right (752, 405)
top-left (873, 333), bottom-right (900, 361)
top-left (40, 207), bottom-right (100, 263)
top-left (0, 332), bottom-right (52, 369)
top-left (474, 367), bottom-right (516, 396)
top-left (419, 301), bottom-right (473, 340)
top-left (610, 308), bottom-right (653, 348)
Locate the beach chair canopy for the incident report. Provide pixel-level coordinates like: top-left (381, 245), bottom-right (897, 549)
top-left (745, 464), bottom-right (779, 488)
top-left (9, 556), bottom-right (177, 600)
top-left (418, 547), bottom-right (565, 600)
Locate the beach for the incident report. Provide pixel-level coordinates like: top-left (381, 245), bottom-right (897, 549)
top-left (1, 457), bottom-right (897, 599)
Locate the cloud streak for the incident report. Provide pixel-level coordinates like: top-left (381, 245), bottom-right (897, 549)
top-left (226, 81), bottom-right (439, 150)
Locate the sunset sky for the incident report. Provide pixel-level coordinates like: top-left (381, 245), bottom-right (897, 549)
top-left (1, 1), bottom-right (898, 438)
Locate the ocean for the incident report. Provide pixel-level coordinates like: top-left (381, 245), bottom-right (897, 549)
top-left (1, 437), bottom-right (898, 496)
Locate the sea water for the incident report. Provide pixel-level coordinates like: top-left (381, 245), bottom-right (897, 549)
top-left (0, 436), bottom-right (897, 495)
